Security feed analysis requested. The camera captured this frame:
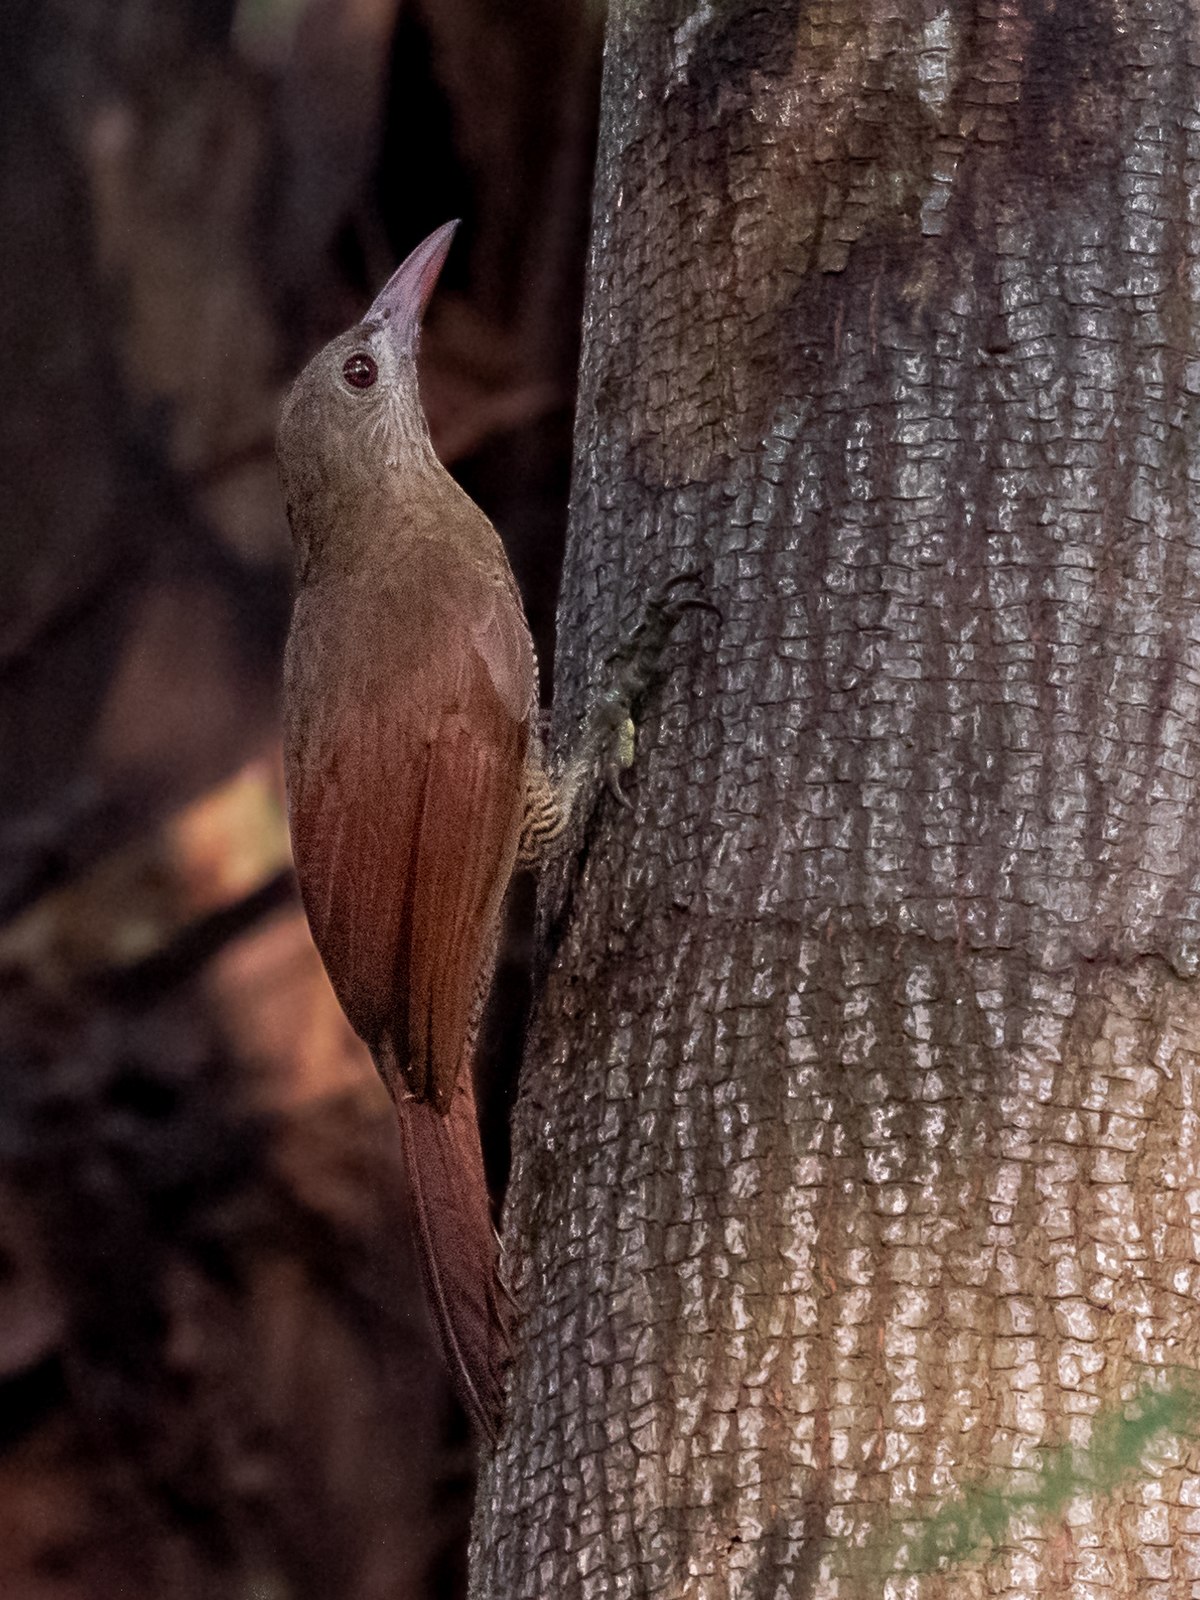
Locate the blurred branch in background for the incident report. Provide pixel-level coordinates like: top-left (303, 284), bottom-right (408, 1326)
top-left (0, 0), bottom-right (602, 1592)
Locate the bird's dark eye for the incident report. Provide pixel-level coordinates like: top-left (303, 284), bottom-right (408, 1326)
top-left (342, 352), bottom-right (378, 390)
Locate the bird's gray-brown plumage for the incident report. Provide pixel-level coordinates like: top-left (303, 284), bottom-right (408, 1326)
top-left (277, 225), bottom-right (715, 1442)
top-left (277, 223), bottom-right (538, 1440)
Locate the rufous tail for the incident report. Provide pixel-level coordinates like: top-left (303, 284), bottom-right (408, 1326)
top-left (389, 1066), bottom-right (509, 1442)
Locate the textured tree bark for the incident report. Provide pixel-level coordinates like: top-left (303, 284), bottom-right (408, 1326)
top-left (474, 4), bottom-right (1200, 1597)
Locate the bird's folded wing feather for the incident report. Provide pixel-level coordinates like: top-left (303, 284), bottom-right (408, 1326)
top-left (287, 581), bottom-right (533, 1110)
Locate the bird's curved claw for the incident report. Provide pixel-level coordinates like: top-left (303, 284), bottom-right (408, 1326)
top-left (600, 570), bottom-right (720, 711)
top-left (654, 571), bottom-right (724, 624)
top-left (605, 760), bottom-right (634, 807)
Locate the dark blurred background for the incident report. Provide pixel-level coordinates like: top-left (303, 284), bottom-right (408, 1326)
top-left (0, 1), bottom-right (601, 1594)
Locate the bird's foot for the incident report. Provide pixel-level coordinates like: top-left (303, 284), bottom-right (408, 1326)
top-left (587, 571), bottom-right (720, 807)
top-left (522, 573), bottom-right (718, 864)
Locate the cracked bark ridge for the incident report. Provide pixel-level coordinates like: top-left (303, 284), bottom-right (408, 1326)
top-left (473, 3), bottom-right (1200, 1598)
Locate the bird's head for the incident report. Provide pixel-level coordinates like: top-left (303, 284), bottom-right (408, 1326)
top-left (277, 221), bottom-right (458, 526)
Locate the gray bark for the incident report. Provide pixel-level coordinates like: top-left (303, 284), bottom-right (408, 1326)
top-left (474, 3), bottom-right (1200, 1597)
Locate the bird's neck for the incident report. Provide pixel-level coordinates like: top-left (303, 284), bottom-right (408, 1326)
top-left (362, 382), bottom-right (440, 472)
top-left (284, 442), bottom-right (454, 585)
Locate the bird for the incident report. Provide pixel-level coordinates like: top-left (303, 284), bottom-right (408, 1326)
top-left (276, 220), bottom-right (717, 1443)
top-left (276, 221), bottom-right (541, 1441)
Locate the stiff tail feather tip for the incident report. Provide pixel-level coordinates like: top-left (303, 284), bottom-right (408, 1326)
top-left (388, 1063), bottom-right (510, 1442)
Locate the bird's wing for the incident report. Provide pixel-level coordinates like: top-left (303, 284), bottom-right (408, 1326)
top-left (288, 581), bottom-right (532, 1112)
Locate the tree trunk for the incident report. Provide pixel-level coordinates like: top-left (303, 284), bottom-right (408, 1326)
top-left (474, 3), bottom-right (1200, 1596)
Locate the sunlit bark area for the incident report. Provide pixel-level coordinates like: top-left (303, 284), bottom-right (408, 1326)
top-left (477, 5), bottom-right (1200, 1596)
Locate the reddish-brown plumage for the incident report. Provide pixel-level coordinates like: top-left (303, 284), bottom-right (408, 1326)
top-left (285, 550), bottom-right (532, 1110)
top-left (277, 224), bottom-right (534, 1440)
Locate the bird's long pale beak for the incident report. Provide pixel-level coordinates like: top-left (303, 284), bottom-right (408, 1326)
top-left (365, 220), bottom-right (459, 350)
